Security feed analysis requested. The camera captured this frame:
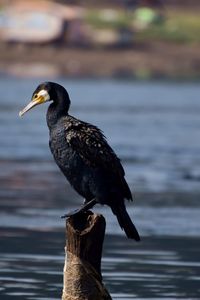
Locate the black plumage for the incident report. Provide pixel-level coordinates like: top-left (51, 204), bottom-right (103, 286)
top-left (20, 82), bottom-right (140, 241)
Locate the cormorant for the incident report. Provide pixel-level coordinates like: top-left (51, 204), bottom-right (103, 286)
top-left (19, 82), bottom-right (140, 241)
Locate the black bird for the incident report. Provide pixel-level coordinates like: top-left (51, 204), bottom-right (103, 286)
top-left (19, 82), bottom-right (140, 241)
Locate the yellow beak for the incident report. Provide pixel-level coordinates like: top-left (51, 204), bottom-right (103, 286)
top-left (19, 88), bottom-right (50, 117)
top-left (19, 97), bottom-right (43, 117)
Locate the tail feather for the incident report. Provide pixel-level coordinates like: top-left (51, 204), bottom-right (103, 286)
top-left (111, 205), bottom-right (140, 241)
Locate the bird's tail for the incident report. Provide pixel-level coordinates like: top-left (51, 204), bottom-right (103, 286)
top-left (111, 204), bottom-right (140, 241)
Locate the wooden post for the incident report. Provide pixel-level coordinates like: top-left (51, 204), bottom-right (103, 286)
top-left (62, 210), bottom-right (112, 300)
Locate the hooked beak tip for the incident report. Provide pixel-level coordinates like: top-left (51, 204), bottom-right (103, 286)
top-left (19, 111), bottom-right (23, 117)
top-left (18, 98), bottom-right (40, 118)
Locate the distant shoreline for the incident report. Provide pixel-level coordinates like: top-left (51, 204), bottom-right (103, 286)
top-left (0, 41), bottom-right (200, 80)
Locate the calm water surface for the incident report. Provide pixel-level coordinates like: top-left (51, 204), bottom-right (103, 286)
top-left (0, 78), bottom-right (200, 299)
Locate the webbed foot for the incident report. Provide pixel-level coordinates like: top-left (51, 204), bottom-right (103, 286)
top-left (61, 198), bottom-right (97, 219)
top-left (61, 208), bottom-right (81, 218)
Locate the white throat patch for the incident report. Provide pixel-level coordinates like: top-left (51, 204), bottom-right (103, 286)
top-left (38, 89), bottom-right (50, 102)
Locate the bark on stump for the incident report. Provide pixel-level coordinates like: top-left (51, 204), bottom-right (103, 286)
top-left (62, 210), bottom-right (112, 300)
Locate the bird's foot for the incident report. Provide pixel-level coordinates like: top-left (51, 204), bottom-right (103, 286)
top-left (61, 208), bottom-right (82, 218)
top-left (61, 198), bottom-right (97, 219)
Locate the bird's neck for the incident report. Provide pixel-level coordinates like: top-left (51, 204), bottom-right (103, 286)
top-left (47, 101), bottom-right (68, 128)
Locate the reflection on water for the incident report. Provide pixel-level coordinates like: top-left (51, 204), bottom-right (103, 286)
top-left (0, 79), bottom-right (200, 299)
top-left (1, 228), bottom-right (200, 300)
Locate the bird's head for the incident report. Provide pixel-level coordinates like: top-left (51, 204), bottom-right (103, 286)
top-left (19, 82), bottom-right (70, 117)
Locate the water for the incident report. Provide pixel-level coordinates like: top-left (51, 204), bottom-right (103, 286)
top-left (0, 78), bottom-right (200, 299)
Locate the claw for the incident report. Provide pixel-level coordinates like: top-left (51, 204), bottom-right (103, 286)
top-left (61, 198), bottom-right (97, 219)
top-left (61, 208), bottom-right (81, 218)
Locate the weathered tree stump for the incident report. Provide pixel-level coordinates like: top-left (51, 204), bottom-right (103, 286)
top-left (62, 210), bottom-right (112, 300)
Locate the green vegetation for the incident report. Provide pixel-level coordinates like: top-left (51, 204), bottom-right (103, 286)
top-left (85, 9), bottom-right (132, 30)
top-left (137, 11), bottom-right (200, 44)
top-left (85, 9), bottom-right (200, 44)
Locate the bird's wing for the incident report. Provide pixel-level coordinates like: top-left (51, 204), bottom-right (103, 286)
top-left (65, 119), bottom-right (125, 176)
top-left (64, 117), bottom-right (133, 201)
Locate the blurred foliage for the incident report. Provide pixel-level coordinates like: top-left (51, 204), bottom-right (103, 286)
top-left (137, 11), bottom-right (200, 44)
top-left (85, 9), bottom-right (200, 44)
top-left (85, 9), bottom-right (132, 29)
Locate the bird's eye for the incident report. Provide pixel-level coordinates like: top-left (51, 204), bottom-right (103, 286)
top-left (34, 94), bottom-right (38, 99)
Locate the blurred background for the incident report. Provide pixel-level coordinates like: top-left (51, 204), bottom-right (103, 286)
top-left (0, 1), bottom-right (200, 300)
